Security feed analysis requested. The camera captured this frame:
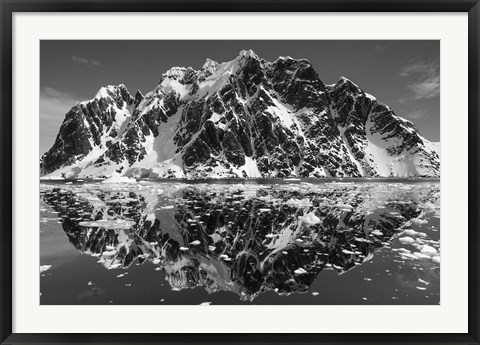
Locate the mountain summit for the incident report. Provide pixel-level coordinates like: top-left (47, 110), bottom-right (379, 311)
top-left (40, 50), bottom-right (440, 179)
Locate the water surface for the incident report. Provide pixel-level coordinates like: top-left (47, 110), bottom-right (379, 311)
top-left (40, 179), bottom-right (440, 305)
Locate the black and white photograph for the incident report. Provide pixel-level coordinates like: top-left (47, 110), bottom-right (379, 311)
top-left (39, 40), bottom-right (440, 305)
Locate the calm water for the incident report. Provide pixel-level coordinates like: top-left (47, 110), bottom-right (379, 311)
top-left (40, 179), bottom-right (440, 305)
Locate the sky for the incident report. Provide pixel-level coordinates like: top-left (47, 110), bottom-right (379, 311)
top-left (40, 40), bottom-right (440, 157)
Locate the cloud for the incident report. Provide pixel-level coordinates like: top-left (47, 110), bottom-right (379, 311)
top-left (404, 111), bottom-right (428, 120)
top-left (40, 87), bottom-right (79, 119)
top-left (71, 55), bottom-right (101, 66)
top-left (400, 58), bottom-right (440, 100)
top-left (40, 87), bottom-right (80, 157)
top-left (406, 76), bottom-right (440, 99)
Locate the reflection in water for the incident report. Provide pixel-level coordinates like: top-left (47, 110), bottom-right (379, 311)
top-left (40, 181), bottom-right (440, 302)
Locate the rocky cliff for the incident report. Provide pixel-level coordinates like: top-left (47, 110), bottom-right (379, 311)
top-left (40, 50), bottom-right (440, 178)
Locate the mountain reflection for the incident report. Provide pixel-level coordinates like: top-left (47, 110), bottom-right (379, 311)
top-left (40, 182), bottom-right (437, 301)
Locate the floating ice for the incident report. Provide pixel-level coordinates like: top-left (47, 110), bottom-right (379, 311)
top-left (40, 265), bottom-right (51, 273)
top-left (399, 237), bottom-right (415, 244)
top-left (312, 292), bottom-right (319, 296)
top-left (412, 252), bottom-right (431, 260)
top-left (399, 252), bottom-right (418, 260)
top-left (190, 240), bottom-right (201, 246)
top-left (294, 268), bottom-right (307, 275)
top-left (101, 176), bottom-right (137, 184)
top-left (418, 278), bottom-right (430, 285)
top-left (285, 198), bottom-right (312, 207)
top-left (160, 205), bottom-right (174, 209)
top-left (411, 218), bottom-right (428, 225)
top-left (79, 219), bottom-right (136, 229)
top-left (402, 229), bottom-right (427, 237)
top-left (179, 247), bottom-right (189, 251)
top-left (419, 245), bottom-right (437, 255)
top-left (219, 254), bottom-right (230, 260)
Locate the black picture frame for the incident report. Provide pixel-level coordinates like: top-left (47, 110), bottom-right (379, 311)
top-left (1, 1), bottom-right (478, 344)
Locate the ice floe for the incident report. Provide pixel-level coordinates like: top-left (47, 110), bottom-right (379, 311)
top-left (102, 176), bottom-right (138, 184)
top-left (40, 265), bottom-right (51, 273)
top-left (294, 268), bottom-right (307, 275)
top-left (401, 229), bottom-right (427, 237)
top-left (399, 237), bottom-right (415, 244)
top-left (79, 219), bottom-right (136, 229)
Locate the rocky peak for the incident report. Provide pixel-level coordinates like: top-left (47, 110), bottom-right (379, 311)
top-left (201, 58), bottom-right (218, 73)
top-left (134, 89), bottom-right (144, 108)
top-left (330, 76), bottom-right (361, 91)
top-left (198, 58), bottom-right (219, 81)
top-left (160, 66), bottom-right (197, 85)
top-left (238, 49), bottom-right (259, 60)
top-left (163, 66), bottom-right (187, 79)
top-left (92, 84), bottom-right (134, 108)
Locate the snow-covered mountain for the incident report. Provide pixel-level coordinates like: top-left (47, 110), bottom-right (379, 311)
top-left (40, 50), bottom-right (440, 179)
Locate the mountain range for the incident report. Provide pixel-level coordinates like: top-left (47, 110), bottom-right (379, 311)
top-left (40, 49), bottom-right (440, 179)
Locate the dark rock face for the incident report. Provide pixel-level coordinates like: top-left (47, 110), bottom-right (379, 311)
top-left (134, 90), bottom-right (144, 108)
top-left (40, 50), bottom-right (440, 178)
